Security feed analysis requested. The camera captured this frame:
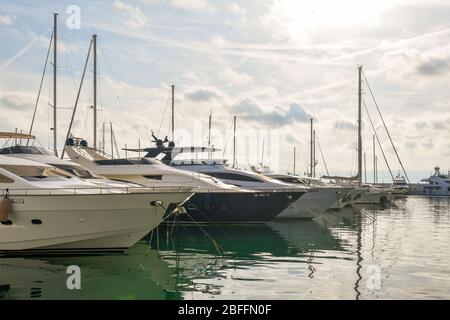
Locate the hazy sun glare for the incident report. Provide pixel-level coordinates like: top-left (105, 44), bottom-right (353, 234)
top-left (274, 0), bottom-right (397, 30)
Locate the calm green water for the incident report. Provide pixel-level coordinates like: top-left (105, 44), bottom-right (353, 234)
top-left (1, 196), bottom-right (449, 300)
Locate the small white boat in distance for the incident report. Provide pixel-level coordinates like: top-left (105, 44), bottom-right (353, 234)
top-left (0, 155), bottom-right (192, 252)
top-left (416, 166), bottom-right (450, 196)
top-left (390, 173), bottom-right (409, 198)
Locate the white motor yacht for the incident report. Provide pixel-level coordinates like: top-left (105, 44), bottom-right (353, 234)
top-left (0, 155), bottom-right (192, 252)
top-left (416, 166), bottom-right (450, 196)
top-left (389, 173), bottom-right (410, 198)
top-left (123, 141), bottom-right (324, 219)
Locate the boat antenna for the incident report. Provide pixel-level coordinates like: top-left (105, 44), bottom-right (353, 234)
top-left (60, 37), bottom-right (93, 159)
top-left (52, 13), bottom-right (58, 156)
top-left (361, 69), bottom-right (410, 184)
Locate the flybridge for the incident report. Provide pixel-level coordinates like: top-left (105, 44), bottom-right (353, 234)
top-left (122, 132), bottom-right (222, 163)
top-left (125, 146), bottom-right (220, 162)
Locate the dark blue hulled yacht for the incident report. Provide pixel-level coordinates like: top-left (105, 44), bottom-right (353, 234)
top-left (63, 138), bottom-right (305, 223)
top-left (117, 134), bottom-right (307, 222)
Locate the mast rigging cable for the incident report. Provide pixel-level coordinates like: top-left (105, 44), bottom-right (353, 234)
top-left (362, 70), bottom-right (410, 184)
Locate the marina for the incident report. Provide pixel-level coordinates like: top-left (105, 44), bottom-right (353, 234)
top-left (0, 1), bottom-right (449, 302)
top-left (1, 196), bottom-right (449, 299)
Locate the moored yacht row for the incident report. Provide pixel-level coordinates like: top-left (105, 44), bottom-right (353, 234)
top-left (1, 130), bottom-right (405, 253)
top-left (0, 18), bottom-right (412, 253)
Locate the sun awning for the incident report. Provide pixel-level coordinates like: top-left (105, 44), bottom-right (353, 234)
top-left (0, 132), bottom-right (35, 139)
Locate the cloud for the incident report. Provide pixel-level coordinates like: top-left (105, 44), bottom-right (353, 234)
top-left (415, 120), bottom-right (428, 129)
top-left (334, 120), bottom-right (356, 131)
top-left (232, 98), bottom-right (310, 127)
top-left (114, 1), bottom-right (148, 28)
top-left (422, 138), bottom-right (434, 148)
top-left (285, 133), bottom-right (300, 144)
top-left (184, 88), bottom-right (221, 102)
top-left (0, 15), bottom-right (14, 26)
top-left (167, 0), bottom-right (217, 13)
top-left (416, 57), bottom-right (450, 76)
top-left (0, 90), bottom-right (34, 110)
top-left (432, 120), bottom-right (447, 130)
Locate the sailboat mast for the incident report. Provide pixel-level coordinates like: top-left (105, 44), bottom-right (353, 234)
top-left (233, 116), bottom-right (237, 168)
top-left (261, 139), bottom-right (265, 171)
top-left (310, 118), bottom-right (313, 178)
top-left (364, 152), bottom-right (367, 184)
top-left (93, 34), bottom-right (97, 150)
top-left (110, 122), bottom-right (114, 159)
top-left (102, 122), bottom-right (105, 154)
top-left (313, 130), bottom-right (316, 178)
top-left (208, 111), bottom-right (212, 148)
top-left (293, 147), bottom-right (296, 175)
top-left (373, 134), bottom-right (376, 184)
top-left (171, 85), bottom-right (175, 142)
top-left (53, 13), bottom-right (58, 156)
top-left (375, 155), bottom-right (378, 183)
top-left (357, 65), bottom-right (363, 185)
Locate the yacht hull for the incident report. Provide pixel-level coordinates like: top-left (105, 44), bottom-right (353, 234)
top-left (353, 190), bottom-right (390, 204)
top-left (180, 191), bottom-right (305, 223)
top-left (0, 192), bottom-right (191, 251)
top-left (276, 187), bottom-right (352, 219)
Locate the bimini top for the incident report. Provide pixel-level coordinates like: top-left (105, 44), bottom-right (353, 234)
top-left (0, 132), bottom-right (35, 139)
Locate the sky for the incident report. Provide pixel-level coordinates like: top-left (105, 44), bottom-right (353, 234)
top-left (1, 0), bottom-right (450, 182)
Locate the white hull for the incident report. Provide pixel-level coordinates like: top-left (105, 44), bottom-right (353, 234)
top-left (0, 192), bottom-right (191, 251)
top-left (276, 187), bottom-right (351, 219)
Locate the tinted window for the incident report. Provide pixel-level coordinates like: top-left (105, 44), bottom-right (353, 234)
top-left (0, 174), bottom-right (14, 183)
top-left (0, 146), bottom-right (51, 155)
top-left (94, 158), bottom-right (157, 166)
top-left (277, 177), bottom-right (304, 184)
top-left (143, 175), bottom-right (162, 180)
top-left (203, 172), bottom-right (263, 182)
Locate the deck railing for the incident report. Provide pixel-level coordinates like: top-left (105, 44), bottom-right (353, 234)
top-left (0, 185), bottom-right (306, 197)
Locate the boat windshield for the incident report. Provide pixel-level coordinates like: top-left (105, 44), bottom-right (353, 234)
top-left (0, 164), bottom-right (73, 181)
top-left (94, 158), bottom-right (158, 166)
top-left (0, 146), bottom-right (52, 155)
top-left (52, 164), bottom-right (101, 179)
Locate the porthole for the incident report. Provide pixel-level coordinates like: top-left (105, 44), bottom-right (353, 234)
top-left (31, 219), bottom-right (42, 225)
top-left (1, 220), bottom-right (12, 225)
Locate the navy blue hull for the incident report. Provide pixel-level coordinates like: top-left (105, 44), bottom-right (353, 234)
top-left (180, 191), bottom-right (305, 222)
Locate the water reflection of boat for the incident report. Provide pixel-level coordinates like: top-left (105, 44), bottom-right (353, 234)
top-left (266, 220), bottom-right (342, 251)
top-left (0, 244), bottom-right (179, 300)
